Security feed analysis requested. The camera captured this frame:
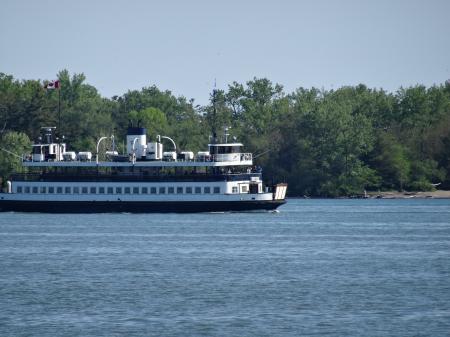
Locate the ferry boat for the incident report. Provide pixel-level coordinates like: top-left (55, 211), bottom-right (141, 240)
top-left (0, 125), bottom-right (287, 213)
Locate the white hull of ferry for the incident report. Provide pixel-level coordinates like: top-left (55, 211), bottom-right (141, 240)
top-left (0, 194), bottom-right (285, 213)
top-left (0, 182), bottom-right (287, 213)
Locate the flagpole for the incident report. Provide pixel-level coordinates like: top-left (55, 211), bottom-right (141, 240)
top-left (58, 86), bottom-right (61, 135)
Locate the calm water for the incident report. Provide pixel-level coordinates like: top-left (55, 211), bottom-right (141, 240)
top-left (1, 199), bottom-right (450, 336)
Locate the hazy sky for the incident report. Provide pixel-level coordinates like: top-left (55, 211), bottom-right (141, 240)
top-left (1, 0), bottom-right (449, 104)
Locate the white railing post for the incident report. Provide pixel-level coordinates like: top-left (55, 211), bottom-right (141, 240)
top-left (131, 137), bottom-right (139, 164)
top-left (96, 136), bottom-right (109, 165)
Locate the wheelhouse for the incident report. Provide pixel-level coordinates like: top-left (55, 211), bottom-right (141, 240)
top-left (208, 143), bottom-right (243, 154)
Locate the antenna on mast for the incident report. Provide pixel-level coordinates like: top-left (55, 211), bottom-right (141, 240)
top-left (212, 79), bottom-right (217, 143)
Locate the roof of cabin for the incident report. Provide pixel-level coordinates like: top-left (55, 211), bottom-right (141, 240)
top-left (208, 143), bottom-right (243, 147)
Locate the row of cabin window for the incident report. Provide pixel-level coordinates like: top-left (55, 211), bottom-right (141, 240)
top-left (16, 186), bottom-right (221, 194)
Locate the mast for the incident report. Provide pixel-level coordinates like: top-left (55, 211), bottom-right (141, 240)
top-left (212, 88), bottom-right (217, 144)
top-left (58, 87), bottom-right (61, 136)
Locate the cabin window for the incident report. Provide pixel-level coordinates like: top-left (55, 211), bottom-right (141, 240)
top-left (150, 187), bottom-right (157, 194)
top-left (241, 185), bottom-right (248, 193)
top-left (232, 186), bottom-right (238, 193)
top-left (133, 187), bottom-right (139, 194)
top-left (107, 187), bottom-right (114, 194)
top-left (48, 187), bottom-right (54, 194)
top-left (204, 187), bottom-right (211, 194)
top-left (73, 187), bottom-right (80, 194)
top-left (142, 187), bottom-right (148, 194)
top-left (40, 186), bottom-right (46, 194)
top-left (57, 187), bottom-right (63, 194)
top-left (32, 146), bottom-right (42, 155)
top-left (65, 187), bottom-right (71, 194)
top-left (99, 187), bottom-right (105, 194)
top-left (32, 187), bottom-right (38, 193)
top-left (82, 187), bottom-right (88, 194)
top-left (17, 186), bottom-right (23, 193)
top-left (186, 187), bottom-right (192, 194)
top-left (116, 187), bottom-right (122, 194)
top-left (214, 187), bottom-right (220, 194)
top-left (177, 187), bottom-right (183, 194)
top-left (90, 187), bottom-right (96, 194)
top-left (168, 187), bottom-right (174, 194)
top-left (25, 186), bottom-right (30, 193)
top-left (195, 187), bottom-right (201, 194)
top-left (159, 187), bottom-right (166, 194)
top-left (212, 145), bottom-right (241, 154)
top-left (124, 187), bottom-right (131, 194)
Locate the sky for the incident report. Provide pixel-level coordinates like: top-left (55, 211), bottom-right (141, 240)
top-left (1, 0), bottom-right (449, 105)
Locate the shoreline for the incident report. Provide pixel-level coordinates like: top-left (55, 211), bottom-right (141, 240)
top-left (289, 190), bottom-right (450, 199)
top-left (366, 190), bottom-right (450, 199)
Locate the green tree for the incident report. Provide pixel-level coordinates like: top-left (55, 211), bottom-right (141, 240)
top-left (369, 133), bottom-right (410, 190)
top-left (0, 132), bottom-right (31, 184)
top-left (128, 107), bottom-right (169, 140)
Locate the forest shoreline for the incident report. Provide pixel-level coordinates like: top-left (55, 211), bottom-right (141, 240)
top-left (2, 71), bottom-right (450, 196)
top-left (290, 190), bottom-right (450, 199)
top-left (366, 190), bottom-right (450, 199)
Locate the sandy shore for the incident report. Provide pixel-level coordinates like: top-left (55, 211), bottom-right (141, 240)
top-left (366, 190), bottom-right (450, 199)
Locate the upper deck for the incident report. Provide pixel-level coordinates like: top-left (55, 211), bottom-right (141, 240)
top-left (23, 126), bottom-right (254, 168)
top-left (22, 154), bottom-right (253, 168)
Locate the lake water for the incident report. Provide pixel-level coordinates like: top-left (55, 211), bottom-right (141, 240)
top-left (1, 199), bottom-right (450, 336)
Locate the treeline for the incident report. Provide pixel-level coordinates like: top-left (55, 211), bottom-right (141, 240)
top-left (1, 70), bottom-right (450, 196)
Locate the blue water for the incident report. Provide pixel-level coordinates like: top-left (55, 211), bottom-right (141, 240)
top-left (1, 199), bottom-right (450, 336)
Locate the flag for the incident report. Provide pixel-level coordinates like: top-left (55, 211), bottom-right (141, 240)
top-left (44, 80), bottom-right (60, 90)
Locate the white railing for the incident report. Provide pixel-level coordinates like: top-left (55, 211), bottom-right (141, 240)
top-left (22, 152), bottom-right (254, 164)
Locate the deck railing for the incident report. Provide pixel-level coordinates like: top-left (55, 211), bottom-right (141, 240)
top-left (11, 172), bottom-right (262, 183)
top-left (22, 153), bottom-right (253, 163)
